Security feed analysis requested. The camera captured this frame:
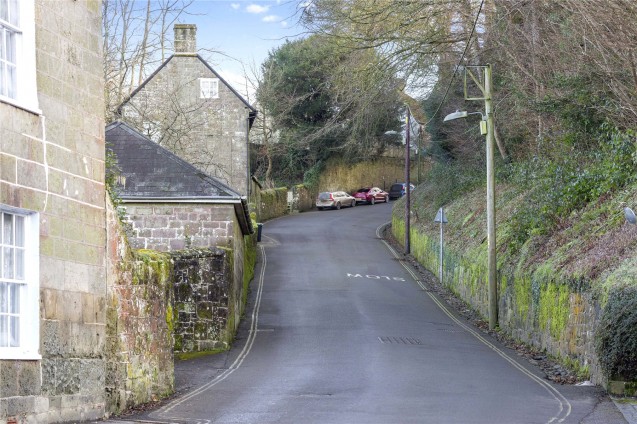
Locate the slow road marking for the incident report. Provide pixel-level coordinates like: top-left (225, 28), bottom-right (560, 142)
top-left (347, 273), bottom-right (405, 281)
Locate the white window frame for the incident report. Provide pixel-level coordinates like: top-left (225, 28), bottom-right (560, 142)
top-left (0, 0), bottom-right (39, 113)
top-left (200, 78), bottom-right (219, 99)
top-left (0, 206), bottom-right (40, 360)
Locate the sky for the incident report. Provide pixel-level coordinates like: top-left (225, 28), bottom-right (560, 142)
top-left (181, 0), bottom-right (306, 101)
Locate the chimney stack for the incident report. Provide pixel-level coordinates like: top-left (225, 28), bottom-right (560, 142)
top-left (174, 24), bottom-right (197, 54)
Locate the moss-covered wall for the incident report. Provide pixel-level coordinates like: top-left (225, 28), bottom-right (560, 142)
top-left (257, 187), bottom-right (289, 221)
top-left (172, 248), bottom-right (237, 353)
top-left (106, 201), bottom-right (174, 415)
top-left (242, 215), bottom-right (258, 312)
top-left (292, 184), bottom-right (317, 212)
top-left (250, 156), bottom-right (423, 223)
top-left (318, 156), bottom-right (422, 193)
top-left (391, 186), bottom-right (613, 386)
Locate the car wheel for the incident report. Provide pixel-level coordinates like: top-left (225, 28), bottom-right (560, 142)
top-left (336, 202), bottom-right (341, 210)
top-left (370, 197), bottom-right (375, 205)
top-left (318, 207), bottom-right (324, 210)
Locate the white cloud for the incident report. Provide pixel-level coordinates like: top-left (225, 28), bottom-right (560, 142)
top-left (230, 3), bottom-right (240, 10)
top-left (280, 20), bottom-right (288, 28)
top-left (246, 4), bottom-right (269, 14)
top-left (262, 15), bottom-right (280, 23)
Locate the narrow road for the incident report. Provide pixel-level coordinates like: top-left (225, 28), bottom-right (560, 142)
top-left (122, 202), bottom-right (625, 424)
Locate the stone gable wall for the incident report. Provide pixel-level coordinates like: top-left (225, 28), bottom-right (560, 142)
top-left (119, 56), bottom-right (250, 196)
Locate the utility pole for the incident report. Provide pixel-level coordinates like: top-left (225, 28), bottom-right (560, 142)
top-left (404, 110), bottom-right (411, 255)
top-left (443, 64), bottom-right (497, 329)
top-left (484, 66), bottom-right (497, 329)
top-left (464, 64), bottom-right (497, 329)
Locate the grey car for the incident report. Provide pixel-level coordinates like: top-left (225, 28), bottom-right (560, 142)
top-left (316, 191), bottom-right (357, 210)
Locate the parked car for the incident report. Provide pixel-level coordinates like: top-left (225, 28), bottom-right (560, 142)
top-left (388, 182), bottom-right (415, 200)
top-left (316, 191), bottom-right (357, 210)
top-left (353, 187), bottom-right (389, 205)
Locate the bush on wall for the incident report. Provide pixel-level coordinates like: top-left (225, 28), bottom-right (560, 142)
top-left (595, 284), bottom-right (637, 381)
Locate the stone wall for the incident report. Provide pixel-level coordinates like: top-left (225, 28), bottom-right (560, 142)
top-left (171, 229), bottom-right (254, 356)
top-left (251, 184), bottom-right (317, 222)
top-left (172, 248), bottom-right (235, 353)
top-left (290, 185), bottom-right (317, 213)
top-left (0, 1), bottom-right (107, 422)
top-left (317, 156), bottom-right (421, 193)
top-left (105, 200), bottom-right (174, 415)
top-left (392, 215), bottom-right (602, 384)
top-left (256, 187), bottom-right (289, 221)
top-left (119, 203), bottom-right (236, 251)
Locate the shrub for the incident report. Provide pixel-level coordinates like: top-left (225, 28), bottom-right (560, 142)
top-left (595, 284), bottom-right (637, 380)
top-left (505, 125), bottom-right (636, 251)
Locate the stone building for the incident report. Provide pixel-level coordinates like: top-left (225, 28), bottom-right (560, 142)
top-left (105, 120), bottom-right (253, 252)
top-left (0, 1), bottom-right (107, 422)
top-left (106, 121), bottom-right (255, 358)
top-left (116, 24), bottom-right (257, 197)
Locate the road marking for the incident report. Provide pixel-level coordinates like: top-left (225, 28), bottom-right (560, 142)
top-left (376, 221), bottom-right (572, 424)
top-left (153, 245), bottom-right (268, 421)
top-left (346, 273), bottom-right (405, 281)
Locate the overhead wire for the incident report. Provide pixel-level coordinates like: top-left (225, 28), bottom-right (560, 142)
top-left (424, 0), bottom-right (486, 127)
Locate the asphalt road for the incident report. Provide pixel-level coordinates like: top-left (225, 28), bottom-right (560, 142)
top-left (114, 201), bottom-right (628, 424)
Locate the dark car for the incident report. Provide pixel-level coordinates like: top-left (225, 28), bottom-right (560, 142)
top-left (388, 183), bottom-right (415, 200)
top-left (353, 187), bottom-right (389, 205)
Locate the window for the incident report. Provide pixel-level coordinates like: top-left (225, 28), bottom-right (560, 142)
top-left (0, 0), bottom-right (38, 112)
top-left (200, 78), bottom-right (219, 99)
top-left (0, 207), bottom-right (39, 359)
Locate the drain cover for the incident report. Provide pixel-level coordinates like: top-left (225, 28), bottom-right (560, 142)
top-left (378, 336), bottom-right (423, 345)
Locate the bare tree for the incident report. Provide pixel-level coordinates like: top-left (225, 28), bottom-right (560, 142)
top-left (245, 73), bottom-right (277, 187)
top-left (102, 0), bottom-right (195, 121)
top-left (560, 0), bottom-right (637, 126)
top-left (300, 0), bottom-right (469, 99)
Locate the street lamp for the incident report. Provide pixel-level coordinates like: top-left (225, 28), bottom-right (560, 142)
top-left (443, 110), bottom-right (469, 121)
top-left (442, 64), bottom-right (497, 330)
top-left (444, 110), bottom-right (487, 135)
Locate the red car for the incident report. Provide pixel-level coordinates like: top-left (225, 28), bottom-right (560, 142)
top-left (353, 187), bottom-right (389, 205)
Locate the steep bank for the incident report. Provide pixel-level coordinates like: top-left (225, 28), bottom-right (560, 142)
top-left (391, 182), bottom-right (637, 393)
top-left (317, 156), bottom-right (425, 193)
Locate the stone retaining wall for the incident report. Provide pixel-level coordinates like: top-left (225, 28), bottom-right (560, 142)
top-left (106, 201), bottom-right (174, 415)
top-left (392, 217), bottom-right (602, 384)
top-left (172, 248), bottom-right (235, 353)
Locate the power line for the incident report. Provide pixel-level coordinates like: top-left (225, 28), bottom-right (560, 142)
top-left (424, 0), bottom-right (486, 127)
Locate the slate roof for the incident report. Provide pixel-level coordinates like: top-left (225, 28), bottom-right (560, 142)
top-left (106, 121), bottom-right (244, 199)
top-left (105, 121), bottom-right (253, 234)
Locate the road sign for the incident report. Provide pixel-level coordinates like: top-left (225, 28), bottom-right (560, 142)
top-left (434, 208), bottom-right (448, 223)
